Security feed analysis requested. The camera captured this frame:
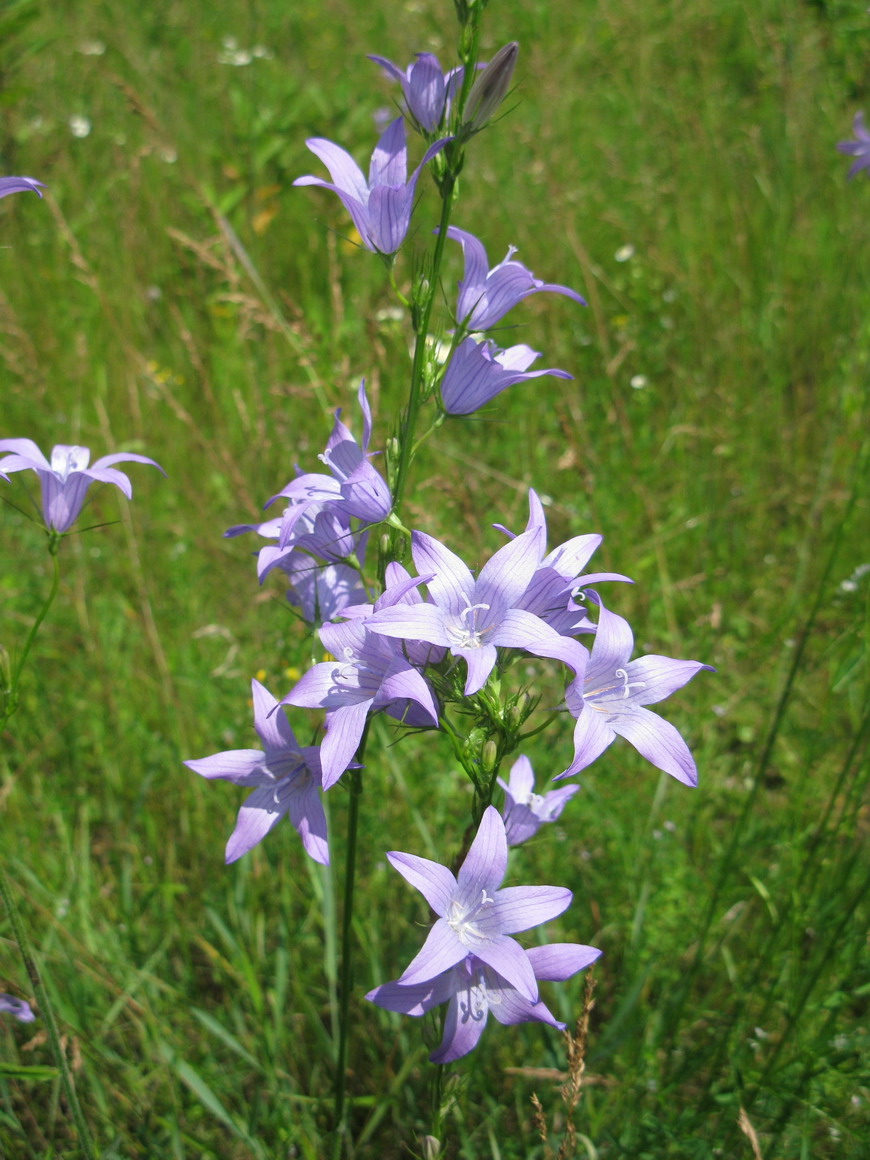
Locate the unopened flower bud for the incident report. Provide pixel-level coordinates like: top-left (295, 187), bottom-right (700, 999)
top-left (481, 738), bottom-right (498, 773)
top-left (506, 692), bottom-right (532, 731)
top-left (421, 1136), bottom-right (441, 1160)
top-left (464, 42), bottom-right (518, 129)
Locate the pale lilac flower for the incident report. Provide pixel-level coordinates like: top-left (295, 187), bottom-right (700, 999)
top-left (184, 679), bottom-right (329, 865)
top-left (342, 560), bottom-right (447, 668)
top-left (0, 177), bottom-right (44, 200)
top-left (837, 112), bottom-right (870, 179)
top-left (367, 527), bottom-right (587, 695)
top-left (279, 611), bottom-right (439, 789)
top-left (558, 592), bottom-right (713, 785)
top-left (498, 755), bottom-right (579, 846)
top-left (495, 489), bottom-right (632, 635)
top-left (370, 807), bottom-right (576, 1001)
top-left (293, 117), bottom-right (449, 254)
top-left (444, 226), bottom-right (585, 330)
top-left (367, 942), bottom-right (599, 1064)
top-left (267, 382), bottom-right (391, 549)
top-left (439, 336), bottom-right (572, 415)
top-left (368, 53), bottom-right (463, 132)
top-left (0, 993), bottom-right (35, 1022)
top-left (279, 556), bottom-right (368, 624)
top-left (0, 439), bottom-right (165, 533)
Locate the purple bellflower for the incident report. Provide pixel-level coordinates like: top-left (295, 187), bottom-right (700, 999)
top-left (294, 117), bottom-right (449, 254)
top-left (279, 607), bottom-right (439, 789)
top-left (0, 177), bottom-right (44, 200)
top-left (559, 591), bottom-right (713, 786)
top-left (837, 112), bottom-right (870, 179)
top-left (267, 382), bottom-right (391, 550)
top-left (371, 806), bottom-right (574, 1000)
top-left (368, 53), bottom-right (463, 132)
top-left (495, 489), bottom-right (632, 635)
top-left (498, 755), bottom-right (580, 846)
top-left (0, 439), bottom-right (164, 534)
top-left (184, 679), bottom-right (329, 865)
top-left (444, 225), bottom-right (585, 330)
top-left (226, 509), bottom-right (369, 625)
top-left (439, 336), bottom-right (572, 415)
top-left (368, 942), bottom-right (599, 1064)
top-left (367, 526), bottom-right (587, 695)
top-left (0, 993), bottom-right (35, 1022)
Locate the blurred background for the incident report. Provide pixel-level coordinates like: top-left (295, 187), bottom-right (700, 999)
top-left (0, 0), bottom-right (867, 1156)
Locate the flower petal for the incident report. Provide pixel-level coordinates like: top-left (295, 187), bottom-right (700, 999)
top-left (457, 805), bottom-right (507, 896)
top-left (387, 850), bottom-right (458, 915)
top-left (610, 704), bottom-right (700, 786)
top-left (493, 885), bottom-right (572, 933)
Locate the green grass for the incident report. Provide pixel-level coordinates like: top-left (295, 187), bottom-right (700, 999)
top-left (1, 0), bottom-right (869, 1156)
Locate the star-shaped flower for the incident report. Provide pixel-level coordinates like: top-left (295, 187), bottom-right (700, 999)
top-left (498, 755), bottom-right (579, 846)
top-left (495, 489), bottom-right (632, 635)
top-left (368, 527), bottom-right (587, 695)
top-left (267, 382), bottom-right (391, 549)
top-left (558, 592), bottom-right (713, 785)
top-left (372, 806), bottom-right (575, 1002)
top-left (294, 118), bottom-right (449, 254)
top-left (184, 679), bottom-right (329, 865)
top-left (443, 225), bottom-right (585, 330)
top-left (279, 608), bottom-right (439, 789)
top-left (0, 439), bottom-right (164, 534)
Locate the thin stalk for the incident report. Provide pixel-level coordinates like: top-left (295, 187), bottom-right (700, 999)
top-left (0, 859), bottom-right (99, 1159)
top-left (331, 722), bottom-right (369, 1160)
top-left (391, 183), bottom-right (459, 518)
top-left (2, 542), bottom-right (60, 727)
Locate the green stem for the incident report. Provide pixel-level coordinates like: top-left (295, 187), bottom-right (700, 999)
top-left (331, 722), bottom-right (369, 1159)
top-left (2, 542), bottom-right (61, 728)
top-left (391, 185), bottom-right (459, 519)
top-left (0, 859), bottom-right (99, 1159)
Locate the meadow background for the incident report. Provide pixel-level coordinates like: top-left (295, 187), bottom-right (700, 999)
top-left (1, 0), bottom-right (868, 1156)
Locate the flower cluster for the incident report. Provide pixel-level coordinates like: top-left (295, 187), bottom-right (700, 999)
top-left (188, 37), bottom-right (714, 1077)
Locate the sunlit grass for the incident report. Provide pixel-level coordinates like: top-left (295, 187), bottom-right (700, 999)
top-left (1, 0), bottom-right (868, 1156)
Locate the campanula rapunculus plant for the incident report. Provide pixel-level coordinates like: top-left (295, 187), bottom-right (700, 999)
top-left (196, 8), bottom-right (714, 1150)
top-left (0, 439), bottom-right (165, 534)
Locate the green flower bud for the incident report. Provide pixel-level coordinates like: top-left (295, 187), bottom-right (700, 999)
top-left (421, 1137), bottom-right (441, 1160)
top-left (464, 42), bottom-right (518, 130)
top-left (481, 738), bottom-right (499, 773)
